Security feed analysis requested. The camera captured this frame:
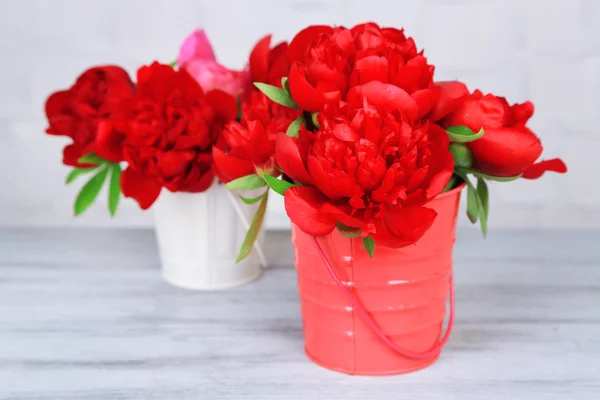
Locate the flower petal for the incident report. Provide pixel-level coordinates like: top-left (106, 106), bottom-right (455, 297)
top-left (284, 186), bottom-right (337, 236)
top-left (347, 81), bottom-right (418, 122)
top-left (95, 119), bottom-right (125, 163)
top-left (156, 150), bottom-right (195, 179)
top-left (319, 202), bottom-right (365, 229)
top-left (179, 167), bottom-right (215, 193)
top-left (411, 88), bottom-right (436, 119)
top-left (355, 154), bottom-right (386, 191)
top-left (288, 25), bottom-right (333, 62)
top-left (121, 167), bottom-right (162, 210)
top-left (212, 146), bottom-right (256, 183)
top-left (267, 42), bottom-right (291, 85)
top-left (177, 29), bottom-right (217, 67)
top-left (333, 124), bottom-right (359, 142)
top-left (306, 62), bottom-right (347, 92)
top-left (249, 35), bottom-right (271, 83)
top-left (469, 127), bottom-right (542, 177)
top-left (184, 60), bottom-right (250, 98)
top-left (45, 90), bottom-right (76, 137)
top-left (376, 205), bottom-right (437, 248)
top-left (307, 155), bottom-right (362, 199)
top-left (275, 132), bottom-right (313, 185)
top-left (352, 55), bottom-right (389, 85)
top-left (521, 158), bottom-right (567, 179)
top-left (62, 143), bottom-right (95, 168)
top-left (445, 91), bottom-right (511, 131)
top-left (288, 63), bottom-right (326, 112)
top-left (205, 89), bottom-right (239, 123)
top-left (137, 62), bottom-right (178, 91)
top-left (428, 81), bottom-right (469, 122)
top-left (510, 101), bottom-right (535, 127)
top-left (394, 55), bottom-right (433, 93)
top-left (425, 124), bottom-right (454, 198)
top-left (45, 90), bottom-right (70, 119)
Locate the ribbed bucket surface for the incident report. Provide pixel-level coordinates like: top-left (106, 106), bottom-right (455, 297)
top-left (293, 186), bottom-right (463, 375)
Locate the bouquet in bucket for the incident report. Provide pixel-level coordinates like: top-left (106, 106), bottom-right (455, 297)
top-left (44, 30), bottom-right (280, 289)
top-left (224, 22), bottom-right (567, 375)
top-left (237, 23), bottom-right (567, 252)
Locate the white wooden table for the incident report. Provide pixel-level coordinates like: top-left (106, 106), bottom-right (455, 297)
top-left (1, 228), bottom-right (599, 399)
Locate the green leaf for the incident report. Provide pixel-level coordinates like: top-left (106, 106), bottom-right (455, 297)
top-left (446, 126), bottom-right (484, 143)
top-left (449, 143), bottom-right (473, 169)
top-left (253, 82), bottom-right (298, 109)
top-left (78, 153), bottom-right (106, 165)
top-left (457, 167), bottom-right (521, 182)
top-left (74, 167), bottom-right (109, 216)
top-left (457, 171), bottom-right (489, 237)
top-left (286, 116), bottom-right (305, 137)
top-left (467, 188), bottom-right (479, 223)
top-left (311, 112), bottom-right (320, 129)
top-left (225, 174), bottom-right (267, 191)
top-left (336, 222), bottom-right (362, 238)
top-left (236, 191), bottom-right (269, 263)
top-left (456, 171), bottom-right (478, 223)
top-left (442, 175), bottom-right (458, 193)
top-left (281, 76), bottom-right (290, 93)
top-left (108, 164), bottom-right (122, 217)
top-left (465, 177), bottom-right (479, 223)
top-left (477, 177), bottom-right (489, 237)
top-left (168, 60), bottom-right (177, 68)
top-left (362, 236), bottom-right (375, 258)
top-left (65, 167), bottom-right (97, 184)
top-left (263, 174), bottom-right (298, 196)
top-left (239, 192), bottom-right (265, 205)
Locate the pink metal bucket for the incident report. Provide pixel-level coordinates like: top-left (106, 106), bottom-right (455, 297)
top-left (292, 186), bottom-right (463, 375)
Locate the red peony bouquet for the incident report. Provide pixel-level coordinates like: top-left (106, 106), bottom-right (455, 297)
top-left (220, 23), bottom-right (567, 257)
top-left (45, 30), bottom-right (250, 215)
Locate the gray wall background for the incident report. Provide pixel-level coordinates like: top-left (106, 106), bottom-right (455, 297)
top-left (0, 0), bottom-right (594, 229)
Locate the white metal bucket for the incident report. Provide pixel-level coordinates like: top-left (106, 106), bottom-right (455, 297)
top-left (153, 184), bottom-right (263, 290)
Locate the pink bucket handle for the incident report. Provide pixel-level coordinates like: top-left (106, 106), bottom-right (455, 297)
top-left (312, 236), bottom-right (455, 361)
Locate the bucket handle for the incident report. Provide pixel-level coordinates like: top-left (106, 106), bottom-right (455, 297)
top-left (311, 236), bottom-right (454, 360)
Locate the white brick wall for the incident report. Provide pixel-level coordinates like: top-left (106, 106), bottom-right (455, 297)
top-left (0, 0), bottom-right (595, 229)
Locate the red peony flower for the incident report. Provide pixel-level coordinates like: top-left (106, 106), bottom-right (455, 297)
top-left (287, 23), bottom-right (435, 112)
top-left (44, 66), bottom-right (134, 166)
top-left (211, 35), bottom-right (300, 184)
top-left (213, 91), bottom-right (300, 183)
top-left (115, 62), bottom-right (237, 209)
top-left (442, 90), bottom-right (567, 178)
top-left (276, 82), bottom-right (454, 247)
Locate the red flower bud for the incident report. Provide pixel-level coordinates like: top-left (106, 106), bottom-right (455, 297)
top-left (442, 90), bottom-right (566, 178)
